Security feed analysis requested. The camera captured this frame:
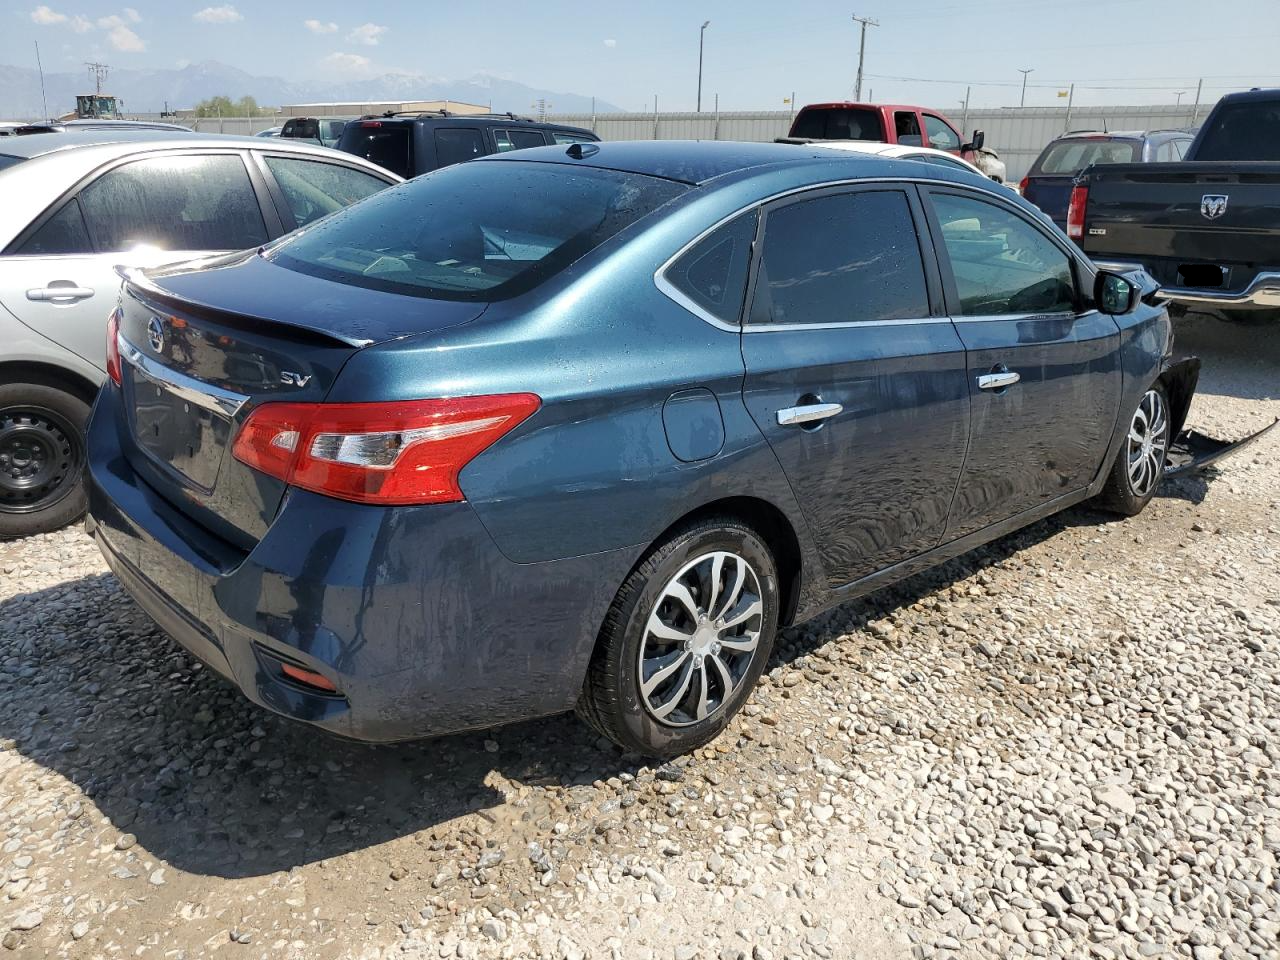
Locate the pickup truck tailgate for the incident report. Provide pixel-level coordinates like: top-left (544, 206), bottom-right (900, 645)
top-left (1082, 162), bottom-right (1280, 283)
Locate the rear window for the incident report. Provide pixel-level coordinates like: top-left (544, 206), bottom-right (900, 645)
top-left (1194, 101), bottom-right (1280, 161)
top-left (791, 107), bottom-right (885, 141)
top-left (1032, 138), bottom-right (1140, 175)
top-left (345, 125), bottom-right (413, 179)
top-left (270, 160), bottom-right (687, 302)
top-left (282, 119), bottom-right (320, 140)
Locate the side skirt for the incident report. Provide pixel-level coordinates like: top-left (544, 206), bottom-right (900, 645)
top-left (801, 486), bottom-right (1094, 622)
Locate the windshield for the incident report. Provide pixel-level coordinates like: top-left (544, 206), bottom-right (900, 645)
top-left (791, 107), bottom-right (885, 141)
top-left (1194, 101), bottom-right (1280, 161)
top-left (1032, 139), bottom-right (1140, 175)
top-left (270, 160), bottom-right (688, 301)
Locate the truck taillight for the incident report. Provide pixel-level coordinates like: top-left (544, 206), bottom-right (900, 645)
top-left (106, 308), bottom-right (122, 385)
top-left (1066, 184), bottom-right (1088, 239)
top-left (231, 394), bottom-right (541, 505)
top-left (1018, 176), bottom-right (1029, 196)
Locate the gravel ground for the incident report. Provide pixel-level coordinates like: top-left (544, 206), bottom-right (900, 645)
top-left (2, 313), bottom-right (1278, 960)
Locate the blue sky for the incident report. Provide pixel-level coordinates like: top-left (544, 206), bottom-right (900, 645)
top-left (9, 0), bottom-right (1280, 111)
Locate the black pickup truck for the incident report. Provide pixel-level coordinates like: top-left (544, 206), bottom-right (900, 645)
top-left (1074, 89), bottom-right (1280, 323)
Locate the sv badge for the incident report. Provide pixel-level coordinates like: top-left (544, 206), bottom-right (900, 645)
top-left (280, 371), bottom-right (312, 387)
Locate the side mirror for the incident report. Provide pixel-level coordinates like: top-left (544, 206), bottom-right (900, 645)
top-left (962, 129), bottom-right (986, 152)
top-left (1095, 271), bottom-right (1140, 315)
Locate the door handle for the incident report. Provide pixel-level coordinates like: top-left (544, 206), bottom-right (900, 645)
top-left (26, 286), bottom-right (95, 303)
top-left (777, 402), bottom-right (843, 426)
top-left (977, 370), bottom-right (1020, 391)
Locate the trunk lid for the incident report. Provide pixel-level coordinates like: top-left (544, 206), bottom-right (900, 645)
top-left (115, 254), bottom-right (487, 547)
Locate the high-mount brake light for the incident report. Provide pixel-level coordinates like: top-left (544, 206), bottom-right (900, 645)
top-left (106, 308), bottom-right (122, 386)
top-left (231, 394), bottom-right (541, 505)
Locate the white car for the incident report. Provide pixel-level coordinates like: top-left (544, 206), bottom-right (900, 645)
top-left (0, 129), bottom-right (402, 536)
top-left (813, 140), bottom-right (1010, 184)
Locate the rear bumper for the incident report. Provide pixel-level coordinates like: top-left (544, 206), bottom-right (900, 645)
top-left (1092, 261), bottom-right (1280, 311)
top-left (85, 385), bottom-right (637, 743)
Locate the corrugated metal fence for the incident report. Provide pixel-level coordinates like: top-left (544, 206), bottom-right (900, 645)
top-left (185, 104), bottom-right (1206, 181)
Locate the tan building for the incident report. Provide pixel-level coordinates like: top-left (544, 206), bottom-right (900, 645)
top-left (281, 99), bottom-right (491, 118)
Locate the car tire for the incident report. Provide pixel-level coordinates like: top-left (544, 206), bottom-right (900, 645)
top-left (577, 517), bottom-right (780, 758)
top-left (0, 383), bottom-right (91, 539)
top-left (1093, 380), bottom-right (1170, 517)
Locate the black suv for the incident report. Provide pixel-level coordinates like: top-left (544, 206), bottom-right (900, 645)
top-left (334, 111), bottom-right (598, 178)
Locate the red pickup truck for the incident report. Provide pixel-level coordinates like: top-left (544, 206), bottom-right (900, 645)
top-left (781, 101), bottom-right (996, 173)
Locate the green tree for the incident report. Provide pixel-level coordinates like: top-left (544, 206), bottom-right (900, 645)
top-left (193, 94), bottom-right (274, 117)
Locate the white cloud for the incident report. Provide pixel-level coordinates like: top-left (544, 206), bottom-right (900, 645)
top-left (305, 19), bottom-right (337, 34)
top-left (33, 6), bottom-right (137, 43)
top-left (603, 38), bottom-right (617, 48)
top-left (321, 51), bottom-right (373, 75)
top-left (346, 22), bottom-right (386, 46)
top-left (193, 5), bottom-right (242, 24)
top-left (30, 5), bottom-right (67, 25)
top-left (97, 15), bottom-right (145, 51)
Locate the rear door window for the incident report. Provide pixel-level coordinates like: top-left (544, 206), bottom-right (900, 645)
top-left (791, 108), bottom-right (885, 141)
top-left (664, 211), bottom-right (758, 325)
top-left (271, 160), bottom-right (686, 301)
top-left (434, 128), bottom-right (484, 167)
top-left (750, 189), bottom-right (929, 326)
top-left (262, 156), bottom-right (390, 228)
top-left (78, 153), bottom-right (267, 252)
top-left (894, 112), bottom-right (923, 147)
top-left (922, 114), bottom-right (960, 152)
top-left (346, 124), bottom-right (413, 179)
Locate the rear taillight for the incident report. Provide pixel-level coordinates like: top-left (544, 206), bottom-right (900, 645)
top-left (106, 307), bottom-right (122, 385)
top-left (361, 120), bottom-right (382, 128)
top-left (1018, 175), bottom-right (1029, 195)
top-left (1066, 184), bottom-right (1088, 239)
top-left (231, 394), bottom-right (541, 505)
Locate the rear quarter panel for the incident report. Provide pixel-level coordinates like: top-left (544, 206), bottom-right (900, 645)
top-left (326, 178), bottom-right (831, 615)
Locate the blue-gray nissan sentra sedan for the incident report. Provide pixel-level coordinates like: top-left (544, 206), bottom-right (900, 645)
top-left (85, 140), bottom-right (1195, 757)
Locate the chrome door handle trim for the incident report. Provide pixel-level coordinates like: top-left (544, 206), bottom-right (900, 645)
top-left (776, 402), bottom-right (843, 426)
top-left (977, 371), bottom-right (1021, 390)
top-left (27, 286), bottom-right (95, 302)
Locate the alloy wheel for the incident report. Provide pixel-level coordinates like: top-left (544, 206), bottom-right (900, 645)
top-left (637, 550), bottom-right (764, 727)
top-left (0, 406), bottom-right (84, 515)
top-left (1126, 388), bottom-right (1168, 498)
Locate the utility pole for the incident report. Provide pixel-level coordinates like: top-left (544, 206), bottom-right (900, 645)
top-left (35, 41), bottom-right (48, 120)
top-left (851, 14), bottom-right (878, 102)
top-left (1174, 90), bottom-right (1186, 106)
top-left (85, 61), bottom-right (109, 93)
top-left (960, 86), bottom-right (970, 135)
top-left (1018, 68), bottom-right (1033, 107)
top-left (1064, 83), bottom-right (1075, 133)
top-left (697, 21), bottom-right (710, 112)
top-left (1190, 78), bottom-right (1203, 124)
